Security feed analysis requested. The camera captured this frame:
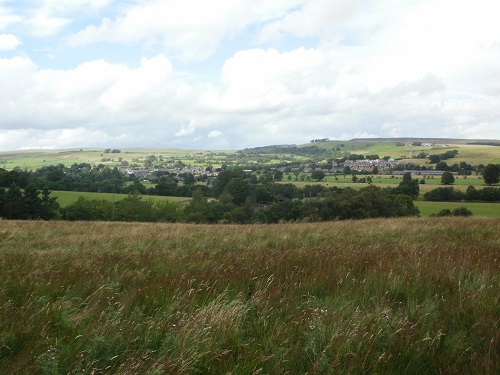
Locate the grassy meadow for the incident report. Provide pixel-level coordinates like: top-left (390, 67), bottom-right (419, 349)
top-left (0, 218), bottom-right (498, 374)
top-left (313, 139), bottom-right (500, 166)
top-left (415, 201), bottom-right (500, 217)
top-left (0, 148), bottom-right (233, 171)
top-left (51, 190), bottom-right (191, 207)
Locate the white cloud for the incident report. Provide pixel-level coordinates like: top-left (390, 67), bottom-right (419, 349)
top-left (0, 5), bottom-right (23, 32)
top-left (208, 130), bottom-right (223, 138)
top-left (1, 0), bottom-right (500, 150)
top-left (26, 15), bottom-right (71, 37)
top-left (210, 47), bottom-right (329, 112)
top-left (68, 0), bottom-right (303, 61)
top-left (258, 0), bottom-right (363, 42)
top-left (0, 33), bottom-right (21, 50)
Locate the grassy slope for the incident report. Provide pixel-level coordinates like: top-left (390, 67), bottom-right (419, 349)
top-left (0, 218), bottom-right (498, 374)
top-left (311, 140), bottom-right (500, 165)
top-left (0, 148), bottom-right (233, 170)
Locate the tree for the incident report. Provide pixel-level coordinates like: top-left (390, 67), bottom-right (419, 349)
top-left (441, 172), bottom-right (455, 185)
top-left (311, 170), bottom-right (326, 181)
top-left (224, 178), bottom-right (251, 206)
top-left (39, 187), bottom-right (60, 220)
top-left (429, 154), bottom-right (441, 163)
top-left (273, 170), bottom-right (284, 181)
top-left (183, 173), bottom-right (196, 185)
top-left (435, 161), bottom-right (449, 171)
top-left (396, 172), bottom-right (419, 199)
top-left (2, 183), bottom-right (25, 219)
top-left (482, 164), bottom-right (500, 185)
top-left (114, 194), bottom-right (156, 222)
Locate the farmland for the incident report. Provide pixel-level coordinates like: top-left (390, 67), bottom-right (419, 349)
top-left (0, 218), bottom-right (498, 374)
top-left (1, 139), bottom-right (499, 171)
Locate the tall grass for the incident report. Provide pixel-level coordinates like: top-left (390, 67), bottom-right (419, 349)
top-left (0, 218), bottom-right (498, 374)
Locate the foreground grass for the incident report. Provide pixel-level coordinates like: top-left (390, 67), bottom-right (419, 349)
top-left (0, 218), bottom-right (498, 374)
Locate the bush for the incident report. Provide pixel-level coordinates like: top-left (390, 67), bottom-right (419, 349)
top-left (431, 207), bottom-right (473, 217)
top-left (452, 207), bottom-right (473, 216)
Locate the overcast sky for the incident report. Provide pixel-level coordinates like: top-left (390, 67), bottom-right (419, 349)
top-left (1, 0), bottom-right (499, 150)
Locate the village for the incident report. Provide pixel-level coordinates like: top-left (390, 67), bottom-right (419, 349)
top-left (117, 157), bottom-right (445, 181)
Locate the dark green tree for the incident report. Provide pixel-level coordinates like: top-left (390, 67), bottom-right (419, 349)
top-left (213, 170), bottom-right (244, 197)
top-left (183, 173), bottom-right (196, 185)
top-left (311, 170), bottom-right (326, 181)
top-left (441, 172), bottom-right (455, 185)
top-left (40, 187), bottom-right (60, 220)
top-left (62, 197), bottom-right (113, 221)
top-left (114, 194), bottom-right (156, 222)
top-left (396, 172), bottom-right (419, 199)
top-left (224, 178), bottom-right (251, 206)
top-left (2, 183), bottom-right (25, 219)
top-left (154, 200), bottom-right (181, 222)
top-left (482, 164), bottom-right (500, 185)
top-left (273, 170), bottom-right (284, 181)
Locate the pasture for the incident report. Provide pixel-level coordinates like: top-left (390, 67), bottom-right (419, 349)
top-left (51, 190), bottom-right (191, 207)
top-left (414, 201), bottom-right (500, 217)
top-left (0, 218), bottom-right (498, 374)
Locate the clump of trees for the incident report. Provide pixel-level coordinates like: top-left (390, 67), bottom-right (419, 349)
top-left (0, 184), bottom-right (60, 220)
top-left (430, 207), bottom-right (473, 217)
top-left (429, 150), bottom-right (459, 164)
top-left (424, 186), bottom-right (500, 202)
top-left (59, 183), bottom-right (420, 224)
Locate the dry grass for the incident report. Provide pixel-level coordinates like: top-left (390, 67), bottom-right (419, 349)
top-left (0, 218), bottom-right (498, 374)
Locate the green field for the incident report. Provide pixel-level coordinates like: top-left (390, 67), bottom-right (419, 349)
top-left (0, 218), bottom-right (498, 374)
top-left (51, 191), bottom-right (191, 207)
top-left (0, 148), bottom-right (234, 170)
top-left (312, 139), bottom-right (500, 166)
top-left (415, 201), bottom-right (500, 217)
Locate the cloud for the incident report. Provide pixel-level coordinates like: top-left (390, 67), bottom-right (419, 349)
top-left (210, 47), bottom-right (330, 113)
top-left (208, 130), bottom-right (223, 138)
top-left (0, 0), bottom-right (112, 38)
top-left (383, 74), bottom-right (445, 98)
top-left (258, 0), bottom-right (363, 42)
top-left (0, 33), bottom-right (21, 50)
top-left (0, 5), bottom-right (23, 31)
top-left (1, 0), bottom-right (500, 151)
top-left (67, 0), bottom-right (303, 61)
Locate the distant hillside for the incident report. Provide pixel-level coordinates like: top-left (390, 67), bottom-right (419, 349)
top-left (1, 138), bottom-right (499, 171)
top-left (350, 137), bottom-right (500, 145)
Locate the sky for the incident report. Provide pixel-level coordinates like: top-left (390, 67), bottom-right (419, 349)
top-left (1, 0), bottom-right (500, 151)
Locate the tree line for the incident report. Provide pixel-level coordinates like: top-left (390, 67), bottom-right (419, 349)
top-left (2, 161), bottom-right (498, 223)
top-left (59, 184), bottom-right (419, 224)
top-left (0, 169), bottom-right (422, 223)
top-left (424, 186), bottom-right (500, 202)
